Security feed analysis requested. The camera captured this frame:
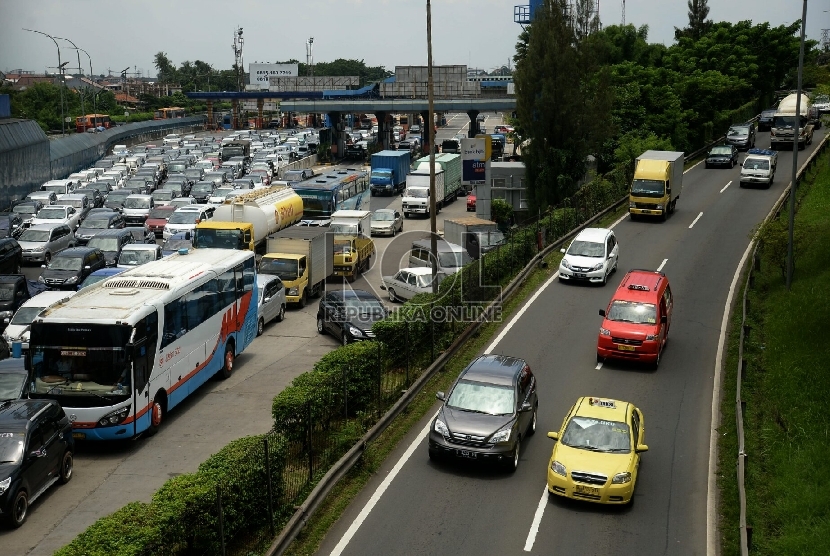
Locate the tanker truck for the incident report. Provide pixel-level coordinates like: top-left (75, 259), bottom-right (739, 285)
top-left (193, 185), bottom-right (303, 253)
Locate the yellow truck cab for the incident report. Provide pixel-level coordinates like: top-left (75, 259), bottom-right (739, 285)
top-left (330, 210), bottom-right (375, 282)
top-left (192, 186), bottom-right (303, 252)
top-left (628, 150), bottom-right (684, 221)
top-left (261, 226), bottom-right (333, 307)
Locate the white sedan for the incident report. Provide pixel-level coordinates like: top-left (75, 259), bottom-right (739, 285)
top-left (380, 267), bottom-right (448, 302)
top-left (29, 205), bottom-right (81, 231)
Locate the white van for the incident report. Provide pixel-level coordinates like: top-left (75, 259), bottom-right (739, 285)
top-left (408, 238), bottom-right (473, 275)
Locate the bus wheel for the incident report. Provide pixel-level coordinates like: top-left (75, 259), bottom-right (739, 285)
top-left (219, 347), bottom-right (234, 380)
top-left (147, 394), bottom-right (165, 436)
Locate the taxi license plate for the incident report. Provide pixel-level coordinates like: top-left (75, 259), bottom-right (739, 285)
top-left (575, 485), bottom-right (600, 495)
top-left (72, 432), bottom-right (86, 440)
top-left (641, 210), bottom-right (651, 214)
top-left (458, 450), bottom-right (477, 459)
top-left (617, 344), bottom-right (636, 351)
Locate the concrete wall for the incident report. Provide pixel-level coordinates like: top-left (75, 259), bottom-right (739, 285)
top-left (0, 119), bottom-right (51, 210)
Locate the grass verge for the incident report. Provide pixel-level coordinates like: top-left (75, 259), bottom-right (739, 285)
top-left (717, 148), bottom-right (830, 554)
top-left (279, 202), bottom-right (628, 556)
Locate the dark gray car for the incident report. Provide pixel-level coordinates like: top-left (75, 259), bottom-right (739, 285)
top-left (316, 289), bottom-right (387, 345)
top-left (428, 355), bottom-right (538, 471)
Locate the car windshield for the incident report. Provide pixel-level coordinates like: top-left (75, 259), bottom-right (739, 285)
top-left (438, 250), bottom-right (472, 268)
top-left (404, 188), bottom-right (428, 198)
top-left (744, 158), bottom-right (770, 171)
top-left (124, 198), bottom-right (150, 209)
top-left (87, 237), bottom-right (119, 252)
top-left (0, 431), bottom-right (25, 462)
top-left (259, 258), bottom-right (299, 280)
top-left (153, 191), bottom-right (174, 201)
top-left (447, 379), bottom-right (515, 415)
top-left (343, 296), bottom-right (385, 316)
top-left (710, 146), bottom-right (732, 156)
top-left (193, 183), bottom-right (213, 193)
top-left (43, 185), bottom-right (66, 194)
top-left (728, 127), bottom-right (749, 137)
top-left (607, 300), bottom-right (657, 325)
top-left (119, 249), bottom-right (155, 266)
top-left (13, 205), bottom-right (38, 215)
top-left (36, 208), bottom-right (66, 219)
top-left (47, 257), bottom-right (83, 271)
top-left (0, 285), bottom-right (15, 301)
top-left (19, 229), bottom-right (50, 242)
top-left (169, 211), bottom-right (200, 224)
top-left (163, 237), bottom-right (192, 252)
top-left (562, 416), bottom-right (631, 453)
top-left (567, 240), bottom-right (604, 257)
top-left (373, 212), bottom-right (395, 222)
top-left (148, 208), bottom-right (174, 219)
top-left (11, 306), bottom-right (46, 326)
top-left (630, 179), bottom-right (665, 197)
top-left (81, 217), bottom-right (111, 229)
top-left (213, 188), bottom-right (235, 197)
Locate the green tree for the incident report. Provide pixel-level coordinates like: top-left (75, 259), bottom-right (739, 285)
top-left (674, 0), bottom-right (713, 41)
top-left (514, 0), bottom-right (614, 211)
top-left (154, 52), bottom-right (177, 84)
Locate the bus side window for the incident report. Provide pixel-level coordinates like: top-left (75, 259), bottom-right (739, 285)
top-left (234, 264), bottom-right (244, 299)
top-left (242, 257), bottom-right (255, 293)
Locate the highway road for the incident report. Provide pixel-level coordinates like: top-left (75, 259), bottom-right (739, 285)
top-left (3, 117), bottom-right (495, 554)
top-left (317, 130), bottom-right (827, 556)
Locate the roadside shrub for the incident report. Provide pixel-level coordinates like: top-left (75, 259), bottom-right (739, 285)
top-left (54, 502), bottom-right (163, 556)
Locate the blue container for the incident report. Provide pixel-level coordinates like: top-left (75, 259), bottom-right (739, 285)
top-left (0, 94), bottom-right (10, 118)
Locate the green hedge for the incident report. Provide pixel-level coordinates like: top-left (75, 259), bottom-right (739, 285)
top-left (56, 434), bottom-right (287, 556)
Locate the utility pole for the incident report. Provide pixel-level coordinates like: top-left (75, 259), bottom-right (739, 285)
top-left (23, 28), bottom-right (66, 135)
top-left (74, 47), bottom-right (96, 117)
top-left (786, 0), bottom-right (808, 290)
top-left (55, 37), bottom-right (86, 132)
top-left (306, 37), bottom-right (315, 77)
top-left (427, 0), bottom-right (438, 293)
top-left (120, 67), bottom-right (130, 115)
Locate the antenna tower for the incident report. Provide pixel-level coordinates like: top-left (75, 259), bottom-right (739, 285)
top-left (622, 0), bottom-right (625, 26)
top-left (232, 27), bottom-right (244, 91)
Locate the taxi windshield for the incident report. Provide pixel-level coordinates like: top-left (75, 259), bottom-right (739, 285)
top-left (562, 416), bottom-right (631, 453)
top-left (607, 300), bottom-right (657, 325)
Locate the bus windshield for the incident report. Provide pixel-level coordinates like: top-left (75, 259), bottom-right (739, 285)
top-left (193, 228), bottom-right (243, 249)
top-left (29, 323), bottom-right (133, 403)
top-left (294, 190), bottom-right (335, 219)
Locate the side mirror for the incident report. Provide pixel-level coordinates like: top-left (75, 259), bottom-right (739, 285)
top-left (661, 315), bottom-right (668, 324)
top-left (560, 248), bottom-right (566, 254)
top-left (599, 309), bottom-right (606, 317)
top-left (436, 391), bottom-right (445, 401)
top-left (520, 402), bottom-right (532, 413)
top-left (263, 297), bottom-right (271, 303)
top-left (41, 264), bottom-right (46, 269)
top-left (379, 284), bottom-right (387, 290)
top-left (636, 443), bottom-right (649, 453)
top-left (547, 431), bottom-right (559, 440)
top-left (84, 265), bottom-right (91, 270)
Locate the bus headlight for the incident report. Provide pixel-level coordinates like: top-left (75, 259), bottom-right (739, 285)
top-left (98, 405), bottom-right (131, 426)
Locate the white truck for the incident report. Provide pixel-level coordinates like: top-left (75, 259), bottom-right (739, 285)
top-left (443, 217), bottom-right (505, 259)
top-left (739, 148), bottom-right (778, 189)
top-left (770, 93), bottom-right (815, 150)
top-left (261, 226), bottom-right (333, 307)
top-left (402, 162), bottom-right (458, 218)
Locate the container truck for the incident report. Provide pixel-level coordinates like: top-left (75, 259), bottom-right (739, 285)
top-left (770, 93), bottom-right (815, 150)
top-left (414, 153), bottom-right (462, 196)
top-left (192, 186), bottom-right (303, 253)
top-left (330, 210), bottom-right (375, 281)
top-left (370, 150), bottom-right (411, 196)
top-left (628, 151), bottom-right (684, 221)
top-left (402, 156), bottom-right (461, 218)
top-left (739, 148), bottom-right (778, 189)
top-left (221, 140), bottom-right (251, 162)
top-left (443, 217), bottom-right (505, 259)
top-left (261, 226), bottom-right (333, 307)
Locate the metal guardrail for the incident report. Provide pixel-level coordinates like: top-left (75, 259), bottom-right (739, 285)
top-left (734, 132), bottom-right (829, 555)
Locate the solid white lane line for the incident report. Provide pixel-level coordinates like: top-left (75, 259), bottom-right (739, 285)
top-left (689, 212), bottom-right (704, 229)
top-left (329, 414), bottom-right (437, 556)
top-left (720, 181), bottom-right (732, 193)
top-left (485, 271), bottom-right (559, 354)
top-left (595, 361), bottom-right (603, 370)
top-left (657, 258), bottom-right (668, 272)
top-left (523, 486), bottom-right (550, 552)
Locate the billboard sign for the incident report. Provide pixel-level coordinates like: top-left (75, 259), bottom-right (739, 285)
top-left (249, 63), bottom-right (299, 87)
top-left (462, 138), bottom-right (486, 186)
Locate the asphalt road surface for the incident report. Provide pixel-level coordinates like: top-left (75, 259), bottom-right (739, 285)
top-left (317, 130), bottom-right (827, 556)
top-left (3, 119), bottom-right (491, 554)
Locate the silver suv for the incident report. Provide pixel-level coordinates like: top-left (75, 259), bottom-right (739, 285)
top-left (17, 223), bottom-right (75, 264)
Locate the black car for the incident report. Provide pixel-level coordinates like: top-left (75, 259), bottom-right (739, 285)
top-left (428, 355), bottom-right (538, 471)
top-left (316, 289), bottom-right (388, 345)
top-left (726, 123), bottom-right (756, 150)
top-left (0, 214), bottom-right (24, 240)
top-left (705, 144), bottom-right (739, 169)
top-left (86, 229), bottom-right (135, 267)
top-left (104, 191), bottom-right (132, 211)
top-left (0, 238), bottom-right (23, 274)
top-left (758, 108), bottom-right (777, 132)
top-left (0, 399), bottom-right (74, 527)
top-left (74, 211), bottom-right (125, 245)
top-left (190, 181), bottom-right (216, 203)
top-left (0, 357), bottom-right (28, 401)
top-left (39, 247), bottom-right (106, 290)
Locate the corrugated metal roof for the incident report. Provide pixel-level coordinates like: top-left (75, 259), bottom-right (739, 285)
top-left (0, 119), bottom-right (48, 153)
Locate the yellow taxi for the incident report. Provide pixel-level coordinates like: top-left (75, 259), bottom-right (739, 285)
top-left (546, 397), bottom-right (647, 505)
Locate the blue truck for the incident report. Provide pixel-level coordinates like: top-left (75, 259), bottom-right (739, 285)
top-left (370, 150), bottom-right (411, 196)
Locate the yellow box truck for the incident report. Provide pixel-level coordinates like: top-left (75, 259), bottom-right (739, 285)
top-left (629, 151), bottom-right (684, 221)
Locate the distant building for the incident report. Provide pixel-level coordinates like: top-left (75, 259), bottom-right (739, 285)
top-left (490, 162), bottom-right (527, 213)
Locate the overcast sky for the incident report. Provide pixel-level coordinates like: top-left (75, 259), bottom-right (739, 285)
top-left (1, 0), bottom-right (827, 79)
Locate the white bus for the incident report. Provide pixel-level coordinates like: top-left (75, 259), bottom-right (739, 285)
top-left (27, 248), bottom-right (258, 441)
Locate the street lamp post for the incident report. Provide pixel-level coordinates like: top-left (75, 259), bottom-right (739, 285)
top-left (23, 28), bottom-right (66, 135)
top-left (74, 47), bottom-right (96, 116)
top-left (55, 36), bottom-right (86, 132)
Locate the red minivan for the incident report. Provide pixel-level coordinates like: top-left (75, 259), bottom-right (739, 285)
top-left (597, 269), bottom-right (673, 368)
